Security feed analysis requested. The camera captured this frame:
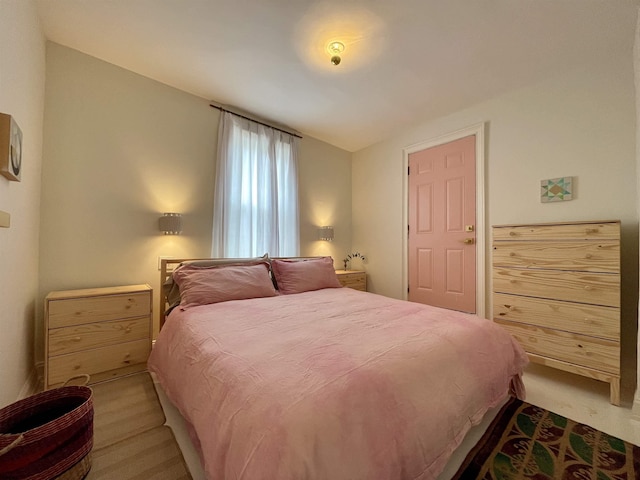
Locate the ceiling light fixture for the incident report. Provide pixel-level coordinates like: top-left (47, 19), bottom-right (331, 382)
top-left (327, 41), bottom-right (345, 66)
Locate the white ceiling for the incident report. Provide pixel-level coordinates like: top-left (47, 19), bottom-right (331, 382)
top-left (36, 0), bottom-right (638, 152)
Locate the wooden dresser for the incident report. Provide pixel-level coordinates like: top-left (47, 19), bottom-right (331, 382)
top-left (492, 220), bottom-right (621, 405)
top-left (45, 284), bottom-right (153, 389)
top-left (335, 270), bottom-right (367, 291)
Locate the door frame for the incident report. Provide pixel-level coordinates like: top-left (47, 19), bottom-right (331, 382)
top-left (402, 122), bottom-right (486, 317)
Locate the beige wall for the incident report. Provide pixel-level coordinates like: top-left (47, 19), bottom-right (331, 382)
top-left (633, 8), bottom-right (640, 416)
top-left (39, 43), bottom-right (352, 354)
top-left (298, 135), bottom-right (352, 264)
top-left (353, 60), bottom-right (638, 389)
top-left (0, 0), bottom-right (45, 406)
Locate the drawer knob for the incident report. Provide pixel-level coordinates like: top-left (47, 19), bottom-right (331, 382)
top-left (510, 279), bottom-right (517, 284)
top-left (584, 285), bottom-right (593, 291)
top-left (585, 254), bottom-right (593, 259)
top-left (73, 337), bottom-right (81, 342)
top-left (125, 327), bottom-right (132, 333)
top-left (509, 252), bottom-right (516, 257)
top-left (509, 231), bottom-right (517, 237)
top-left (74, 364), bottom-right (81, 370)
top-left (585, 228), bottom-right (599, 234)
top-left (508, 306), bottom-right (516, 311)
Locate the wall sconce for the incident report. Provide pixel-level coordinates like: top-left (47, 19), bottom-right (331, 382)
top-left (318, 226), bottom-right (334, 241)
top-left (159, 213), bottom-right (182, 235)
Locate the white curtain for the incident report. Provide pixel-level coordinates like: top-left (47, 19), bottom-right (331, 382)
top-left (212, 111), bottom-right (300, 258)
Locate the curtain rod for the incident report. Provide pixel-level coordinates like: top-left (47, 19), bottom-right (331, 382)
top-left (209, 103), bottom-right (302, 139)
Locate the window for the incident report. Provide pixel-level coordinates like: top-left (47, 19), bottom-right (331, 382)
top-left (212, 111), bottom-right (299, 257)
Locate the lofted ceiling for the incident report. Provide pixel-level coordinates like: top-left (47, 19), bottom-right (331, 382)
top-left (36, 0), bottom-right (638, 152)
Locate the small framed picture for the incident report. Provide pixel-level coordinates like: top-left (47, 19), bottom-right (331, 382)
top-left (0, 113), bottom-right (22, 182)
top-left (541, 176), bottom-right (572, 202)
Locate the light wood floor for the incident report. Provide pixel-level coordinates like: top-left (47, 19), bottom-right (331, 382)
top-left (154, 363), bottom-right (640, 480)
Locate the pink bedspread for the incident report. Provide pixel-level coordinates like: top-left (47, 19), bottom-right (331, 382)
top-left (148, 288), bottom-right (527, 480)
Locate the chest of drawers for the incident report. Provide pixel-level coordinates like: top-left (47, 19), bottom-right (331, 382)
top-left (44, 284), bottom-right (152, 389)
top-left (335, 270), bottom-right (367, 291)
top-left (492, 221), bottom-right (620, 405)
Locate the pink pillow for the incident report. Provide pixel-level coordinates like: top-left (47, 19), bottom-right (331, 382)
top-left (271, 257), bottom-right (342, 294)
top-left (173, 263), bottom-right (277, 308)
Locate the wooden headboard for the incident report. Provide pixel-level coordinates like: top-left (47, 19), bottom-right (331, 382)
top-left (159, 257), bottom-right (212, 328)
top-left (159, 256), bottom-right (321, 329)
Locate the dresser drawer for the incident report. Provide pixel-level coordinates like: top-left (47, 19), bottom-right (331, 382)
top-left (493, 293), bottom-right (619, 340)
top-left (492, 241), bottom-right (619, 273)
top-left (495, 319), bottom-right (619, 375)
top-left (493, 268), bottom-right (620, 307)
top-left (48, 292), bottom-right (151, 328)
top-left (47, 338), bottom-right (150, 386)
top-left (493, 222), bottom-right (619, 242)
top-left (48, 316), bottom-right (151, 356)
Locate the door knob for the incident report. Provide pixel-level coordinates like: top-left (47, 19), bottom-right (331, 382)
top-left (463, 238), bottom-right (475, 245)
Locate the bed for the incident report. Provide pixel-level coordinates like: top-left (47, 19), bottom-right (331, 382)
top-left (148, 256), bottom-right (528, 480)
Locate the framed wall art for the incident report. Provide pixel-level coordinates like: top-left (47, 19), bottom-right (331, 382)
top-left (541, 176), bottom-right (572, 203)
top-left (0, 113), bottom-right (22, 182)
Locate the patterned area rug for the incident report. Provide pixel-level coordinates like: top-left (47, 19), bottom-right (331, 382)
top-left (453, 397), bottom-right (640, 479)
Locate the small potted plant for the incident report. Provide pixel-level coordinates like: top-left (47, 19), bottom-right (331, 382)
top-left (343, 252), bottom-right (365, 271)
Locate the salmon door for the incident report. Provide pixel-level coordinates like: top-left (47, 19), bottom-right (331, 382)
top-left (408, 135), bottom-right (476, 313)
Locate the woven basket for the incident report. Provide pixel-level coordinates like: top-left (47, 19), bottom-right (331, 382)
top-left (0, 385), bottom-right (93, 480)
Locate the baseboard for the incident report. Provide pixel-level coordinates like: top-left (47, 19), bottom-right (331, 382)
top-left (17, 362), bottom-right (44, 400)
top-left (17, 368), bottom-right (38, 400)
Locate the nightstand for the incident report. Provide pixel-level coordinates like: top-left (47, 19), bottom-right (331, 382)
top-left (335, 270), bottom-right (367, 292)
top-left (44, 284), bottom-right (152, 389)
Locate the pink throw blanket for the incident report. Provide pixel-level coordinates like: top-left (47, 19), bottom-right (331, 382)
top-left (149, 288), bottom-right (528, 479)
